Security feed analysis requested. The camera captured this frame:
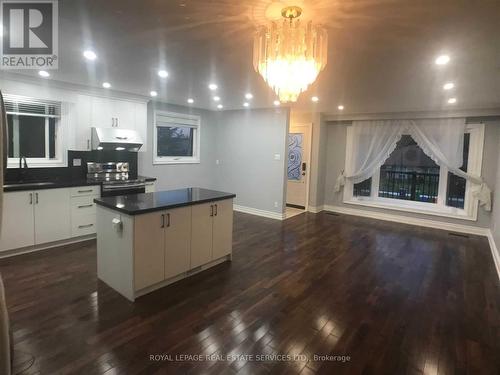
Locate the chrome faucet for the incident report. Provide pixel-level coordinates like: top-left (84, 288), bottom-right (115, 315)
top-left (19, 156), bottom-right (28, 169)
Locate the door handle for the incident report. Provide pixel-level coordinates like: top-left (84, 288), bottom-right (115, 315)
top-left (161, 214), bottom-right (165, 228)
top-left (78, 204), bottom-right (93, 209)
top-left (78, 224), bottom-right (94, 228)
top-left (214, 204), bottom-right (218, 216)
top-left (35, 192), bottom-right (39, 204)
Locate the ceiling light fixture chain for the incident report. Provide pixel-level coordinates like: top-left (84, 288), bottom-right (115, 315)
top-left (253, 5), bottom-right (328, 103)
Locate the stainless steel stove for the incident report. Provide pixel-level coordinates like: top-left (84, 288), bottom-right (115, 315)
top-left (87, 162), bottom-right (146, 197)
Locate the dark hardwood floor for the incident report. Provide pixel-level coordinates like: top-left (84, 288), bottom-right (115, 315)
top-left (1, 211), bottom-right (499, 374)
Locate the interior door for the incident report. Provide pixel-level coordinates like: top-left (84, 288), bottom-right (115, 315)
top-left (286, 124), bottom-right (311, 208)
top-left (212, 199), bottom-right (233, 260)
top-left (0, 191), bottom-right (35, 251)
top-left (134, 210), bottom-right (165, 290)
top-left (164, 206), bottom-right (191, 279)
top-left (34, 188), bottom-right (71, 244)
top-left (190, 202), bottom-right (213, 268)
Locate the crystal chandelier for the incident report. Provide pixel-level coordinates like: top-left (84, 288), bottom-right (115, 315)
top-left (253, 6), bottom-right (328, 103)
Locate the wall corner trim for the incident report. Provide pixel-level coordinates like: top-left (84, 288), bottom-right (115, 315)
top-left (234, 205), bottom-right (285, 221)
top-left (486, 230), bottom-right (500, 282)
top-left (308, 205), bottom-right (324, 213)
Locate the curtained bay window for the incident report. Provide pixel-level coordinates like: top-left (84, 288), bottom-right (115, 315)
top-left (341, 122), bottom-right (486, 221)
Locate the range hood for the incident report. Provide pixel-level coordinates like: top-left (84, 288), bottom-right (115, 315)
top-left (91, 127), bottom-right (143, 152)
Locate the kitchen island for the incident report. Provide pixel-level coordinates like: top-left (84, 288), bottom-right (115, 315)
top-left (94, 188), bottom-right (236, 301)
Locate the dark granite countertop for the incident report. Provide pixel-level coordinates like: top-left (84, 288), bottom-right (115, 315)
top-left (3, 179), bottom-right (101, 192)
top-left (3, 175), bottom-right (157, 192)
top-left (94, 187), bottom-right (236, 215)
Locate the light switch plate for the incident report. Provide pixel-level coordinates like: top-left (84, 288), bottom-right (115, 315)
top-left (73, 158), bottom-right (82, 167)
top-left (274, 154), bottom-right (281, 161)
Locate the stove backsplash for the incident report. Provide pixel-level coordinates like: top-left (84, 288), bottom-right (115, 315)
top-left (5, 150), bottom-right (138, 183)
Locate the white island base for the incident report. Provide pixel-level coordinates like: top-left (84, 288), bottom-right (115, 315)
top-left (96, 198), bottom-right (233, 301)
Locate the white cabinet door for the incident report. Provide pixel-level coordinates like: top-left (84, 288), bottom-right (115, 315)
top-left (113, 100), bottom-right (135, 129)
top-left (34, 188), bottom-right (71, 244)
top-left (0, 191), bottom-right (35, 252)
top-left (134, 210), bottom-right (166, 290)
top-left (91, 97), bottom-right (114, 128)
top-left (164, 206), bottom-right (191, 279)
top-left (74, 94), bottom-right (93, 150)
top-left (190, 202), bottom-right (213, 268)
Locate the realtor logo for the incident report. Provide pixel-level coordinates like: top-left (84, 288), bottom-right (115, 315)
top-left (1, 0), bottom-right (58, 69)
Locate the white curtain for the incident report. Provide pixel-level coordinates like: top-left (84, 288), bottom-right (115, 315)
top-left (335, 118), bottom-right (492, 211)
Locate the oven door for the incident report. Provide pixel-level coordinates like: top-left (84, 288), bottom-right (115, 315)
top-left (101, 183), bottom-right (146, 197)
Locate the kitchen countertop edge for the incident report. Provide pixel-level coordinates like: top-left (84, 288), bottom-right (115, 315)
top-left (94, 188), bottom-right (236, 215)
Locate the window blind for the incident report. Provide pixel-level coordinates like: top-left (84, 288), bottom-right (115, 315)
top-left (3, 94), bottom-right (61, 117)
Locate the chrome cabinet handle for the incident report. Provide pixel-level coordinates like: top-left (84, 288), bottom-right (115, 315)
top-left (78, 189), bottom-right (93, 193)
top-left (210, 205), bottom-right (214, 217)
top-left (87, 139), bottom-right (90, 150)
top-left (161, 214), bottom-right (165, 228)
top-left (214, 204), bottom-right (218, 216)
top-left (78, 204), bottom-right (93, 209)
top-left (35, 192), bottom-right (39, 204)
top-left (29, 193), bottom-right (33, 205)
top-left (78, 224), bottom-right (94, 228)
top-left (166, 213), bottom-right (170, 227)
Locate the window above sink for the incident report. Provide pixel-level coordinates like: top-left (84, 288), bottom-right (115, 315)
top-left (5, 94), bottom-right (67, 168)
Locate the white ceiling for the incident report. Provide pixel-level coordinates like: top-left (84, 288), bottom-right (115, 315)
top-left (5, 0), bottom-right (500, 115)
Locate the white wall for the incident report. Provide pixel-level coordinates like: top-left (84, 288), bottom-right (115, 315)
top-left (138, 101), bottom-right (218, 191)
top-left (213, 108), bottom-right (290, 214)
top-left (321, 121), bottom-right (500, 229)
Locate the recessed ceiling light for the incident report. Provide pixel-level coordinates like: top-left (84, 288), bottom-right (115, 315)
top-left (338, 105), bottom-right (344, 110)
top-left (150, 90), bottom-right (158, 97)
top-left (217, 104), bottom-right (223, 109)
top-left (243, 102), bottom-right (249, 107)
top-left (245, 93), bottom-right (253, 100)
top-left (115, 147), bottom-right (125, 151)
top-left (209, 83), bottom-right (218, 91)
top-left (158, 70), bottom-right (168, 78)
top-left (447, 98), bottom-right (457, 104)
top-left (311, 96), bottom-right (319, 102)
top-left (443, 82), bottom-right (454, 90)
top-left (213, 96), bottom-right (221, 102)
top-left (435, 54), bottom-right (450, 65)
top-left (273, 100), bottom-right (280, 106)
top-left (83, 50), bottom-right (97, 61)
top-left (38, 70), bottom-right (50, 77)
top-left (102, 82), bottom-right (111, 89)
top-left (187, 98), bottom-right (194, 104)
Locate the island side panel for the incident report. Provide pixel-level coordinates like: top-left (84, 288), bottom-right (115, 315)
top-left (96, 206), bottom-right (135, 301)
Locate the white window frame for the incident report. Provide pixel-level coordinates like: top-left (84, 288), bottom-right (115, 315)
top-left (153, 110), bottom-right (201, 165)
top-left (343, 123), bottom-right (485, 221)
top-left (6, 99), bottom-right (68, 168)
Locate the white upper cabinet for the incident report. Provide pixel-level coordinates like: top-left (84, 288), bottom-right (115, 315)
top-left (74, 94), bottom-right (93, 150)
top-left (72, 95), bottom-right (147, 151)
top-left (91, 97), bottom-right (137, 130)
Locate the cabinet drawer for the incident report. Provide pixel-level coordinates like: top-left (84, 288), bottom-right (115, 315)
top-left (72, 214), bottom-right (96, 237)
top-left (71, 196), bottom-right (97, 216)
top-left (70, 185), bottom-right (100, 197)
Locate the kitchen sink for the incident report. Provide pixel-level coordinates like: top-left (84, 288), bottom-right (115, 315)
top-left (3, 182), bottom-right (56, 189)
